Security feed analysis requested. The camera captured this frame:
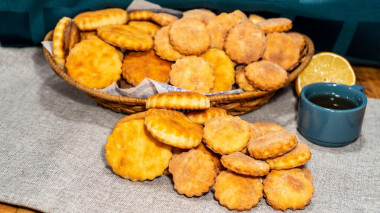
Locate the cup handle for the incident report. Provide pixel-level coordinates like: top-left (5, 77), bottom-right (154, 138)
top-left (351, 84), bottom-right (365, 94)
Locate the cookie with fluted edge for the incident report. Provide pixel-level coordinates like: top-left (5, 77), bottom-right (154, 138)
top-left (169, 149), bottom-right (217, 197)
top-left (214, 170), bottom-right (263, 211)
top-left (196, 142), bottom-right (223, 174)
top-left (122, 50), bottom-right (172, 86)
top-left (224, 21), bottom-right (266, 64)
top-left (169, 56), bottom-right (214, 93)
top-left (153, 26), bottom-right (185, 61)
top-left (263, 168), bottom-right (314, 211)
top-left (185, 107), bottom-right (227, 125)
top-left (169, 18), bottom-right (210, 55)
top-left (66, 36), bottom-right (122, 89)
top-left (266, 142), bottom-right (312, 170)
top-left (145, 109), bottom-right (203, 149)
top-left (221, 152), bottom-right (270, 176)
top-left (245, 60), bottom-right (288, 91)
top-left (235, 65), bottom-right (255, 91)
top-left (146, 91), bottom-right (210, 110)
top-left (287, 32), bottom-right (306, 51)
top-left (97, 24), bottom-right (153, 51)
top-left (249, 14), bottom-right (265, 24)
top-left (257, 17), bottom-right (292, 33)
top-left (52, 17), bottom-right (80, 68)
top-left (203, 115), bottom-right (250, 155)
top-left (201, 49), bottom-right (235, 92)
top-left (250, 121), bottom-right (285, 135)
top-left (128, 21), bottom-right (161, 37)
top-left (247, 131), bottom-right (298, 159)
top-left (74, 8), bottom-right (127, 31)
top-left (128, 10), bottom-right (154, 21)
top-left (231, 10), bottom-right (248, 21)
top-left (182, 9), bottom-right (216, 23)
top-left (105, 119), bottom-right (172, 181)
top-left (151, 13), bottom-right (178, 26)
top-left (113, 111), bottom-right (147, 130)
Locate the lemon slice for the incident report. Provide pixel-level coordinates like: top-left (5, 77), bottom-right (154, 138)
top-left (295, 52), bottom-right (356, 95)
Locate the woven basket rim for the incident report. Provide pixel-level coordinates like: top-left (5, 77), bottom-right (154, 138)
top-left (43, 30), bottom-right (314, 105)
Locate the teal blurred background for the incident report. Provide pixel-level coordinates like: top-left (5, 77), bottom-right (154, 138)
top-left (1, 0), bottom-right (379, 65)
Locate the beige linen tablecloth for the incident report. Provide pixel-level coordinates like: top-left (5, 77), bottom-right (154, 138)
top-left (0, 47), bottom-right (379, 213)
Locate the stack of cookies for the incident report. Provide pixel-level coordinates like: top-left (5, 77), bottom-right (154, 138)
top-left (104, 92), bottom-right (314, 211)
top-left (52, 8), bottom-right (305, 93)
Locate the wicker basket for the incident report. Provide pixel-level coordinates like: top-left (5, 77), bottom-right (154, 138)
top-left (43, 30), bottom-right (314, 115)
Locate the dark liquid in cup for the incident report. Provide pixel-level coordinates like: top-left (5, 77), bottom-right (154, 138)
top-left (308, 94), bottom-right (358, 110)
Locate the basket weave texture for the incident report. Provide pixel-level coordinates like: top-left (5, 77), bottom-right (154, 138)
top-left (43, 30), bottom-right (314, 115)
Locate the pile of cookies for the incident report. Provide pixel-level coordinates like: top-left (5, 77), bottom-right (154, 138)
top-left (52, 8), bottom-right (305, 92)
top-left (105, 91), bottom-right (314, 211)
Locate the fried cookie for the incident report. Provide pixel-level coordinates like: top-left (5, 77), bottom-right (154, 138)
top-left (206, 12), bottom-right (244, 49)
top-left (153, 26), bottom-right (185, 61)
top-left (263, 168), bottom-right (314, 211)
top-left (145, 109), bottom-right (203, 149)
top-left (182, 9), bottom-right (216, 23)
top-left (97, 24), bottom-right (153, 51)
top-left (245, 60), bottom-right (288, 91)
top-left (196, 142), bottom-right (223, 174)
top-left (266, 142), bottom-right (312, 170)
top-left (151, 13), bottom-right (178, 26)
top-left (214, 170), bottom-right (263, 211)
top-left (263, 32), bottom-right (300, 70)
top-left (66, 37), bottom-right (122, 89)
top-left (74, 8), bottom-right (127, 31)
top-left (128, 21), bottom-right (161, 37)
top-left (224, 21), bottom-right (266, 64)
top-left (221, 152), bottom-right (270, 176)
top-left (257, 17), bottom-right (292, 33)
top-left (52, 17), bottom-right (80, 68)
top-left (169, 56), bottom-right (214, 93)
top-left (251, 121), bottom-right (285, 135)
top-left (249, 14), bottom-right (265, 24)
top-left (128, 10), bottom-right (154, 21)
top-left (287, 32), bottom-right (306, 51)
top-left (169, 18), bottom-right (210, 55)
top-left (105, 119), bottom-right (172, 181)
top-left (231, 10), bottom-right (249, 21)
top-left (203, 115), bottom-right (250, 155)
top-left (169, 149), bottom-right (216, 197)
top-left (80, 31), bottom-right (97, 40)
top-left (247, 131), bottom-right (298, 159)
top-left (122, 50), bottom-right (171, 86)
top-left (113, 111), bottom-right (147, 129)
top-left (146, 91), bottom-right (210, 110)
top-left (201, 49), bottom-right (235, 92)
top-left (235, 65), bottom-right (255, 91)
top-left (185, 107), bottom-right (227, 125)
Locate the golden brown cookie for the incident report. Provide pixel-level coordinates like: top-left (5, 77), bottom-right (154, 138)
top-left (145, 109), bottom-right (203, 149)
top-left (224, 21), bottom-right (266, 64)
top-left (214, 170), bottom-right (263, 211)
top-left (128, 21), bottom-right (161, 36)
top-left (153, 26), bottom-right (185, 61)
top-left (287, 32), bottom-right (306, 51)
top-left (263, 168), bottom-right (314, 211)
top-left (74, 8), bottom-right (127, 31)
top-left (203, 115), bottom-right (250, 155)
top-left (146, 91), bottom-right (210, 110)
top-left (185, 107), bottom-right (227, 125)
top-left (251, 121), bottom-right (285, 135)
top-left (201, 49), bottom-right (235, 92)
top-left (266, 142), bottom-right (312, 170)
top-left (97, 24), bottom-right (153, 51)
top-left (122, 50), bottom-right (172, 86)
top-left (105, 119), bottom-right (172, 181)
top-left (248, 14), bottom-right (265, 24)
top-left (52, 17), bottom-right (80, 68)
top-left (169, 149), bottom-right (216, 197)
top-left (245, 60), bottom-right (288, 91)
top-left (231, 10), bottom-right (249, 21)
top-left (66, 36), bottom-right (122, 89)
top-left (151, 13), bottom-right (178, 26)
top-left (128, 10), bottom-right (154, 21)
top-left (235, 65), bottom-right (255, 91)
top-left (169, 56), bottom-right (215, 93)
top-left (80, 31), bottom-right (97, 40)
top-left (195, 142), bottom-right (223, 174)
top-left (257, 17), bottom-right (292, 33)
top-left (247, 131), bottom-right (298, 159)
top-left (263, 32), bottom-right (300, 70)
top-left (182, 9), bottom-right (216, 23)
top-left (206, 12), bottom-right (244, 49)
top-left (221, 152), bottom-right (270, 176)
top-left (113, 111), bottom-right (147, 130)
top-left (169, 18), bottom-right (210, 55)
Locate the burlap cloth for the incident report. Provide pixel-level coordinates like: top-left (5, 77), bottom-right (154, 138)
top-left (0, 47), bottom-right (379, 213)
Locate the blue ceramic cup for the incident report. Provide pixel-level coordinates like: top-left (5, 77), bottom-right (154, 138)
top-left (297, 82), bottom-right (367, 147)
